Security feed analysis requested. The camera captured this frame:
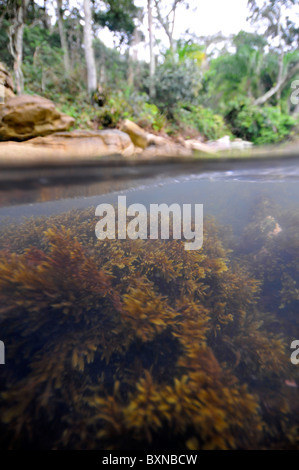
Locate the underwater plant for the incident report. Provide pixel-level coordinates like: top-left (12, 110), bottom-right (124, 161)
top-left (0, 204), bottom-right (298, 450)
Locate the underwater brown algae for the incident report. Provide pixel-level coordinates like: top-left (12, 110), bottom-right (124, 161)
top-left (0, 205), bottom-right (298, 450)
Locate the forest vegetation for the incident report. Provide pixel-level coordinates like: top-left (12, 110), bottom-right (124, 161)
top-left (0, 0), bottom-right (298, 146)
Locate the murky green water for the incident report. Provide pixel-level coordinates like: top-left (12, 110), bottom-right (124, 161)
top-left (0, 160), bottom-right (299, 449)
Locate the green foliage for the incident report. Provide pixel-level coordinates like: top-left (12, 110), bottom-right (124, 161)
top-left (22, 25), bottom-right (69, 95)
top-left (247, 0), bottom-right (299, 47)
top-left (95, 90), bottom-right (133, 128)
top-left (225, 98), bottom-right (297, 144)
top-left (2, 0), bottom-right (296, 147)
top-left (0, 19), bottom-right (12, 67)
top-left (57, 96), bottom-right (94, 130)
top-left (137, 102), bottom-right (166, 131)
top-left (152, 58), bottom-right (202, 117)
top-left (95, 90), bottom-right (166, 131)
top-left (173, 104), bottom-right (230, 140)
top-left (93, 0), bottom-right (140, 44)
top-left (172, 39), bottom-right (206, 66)
top-left (253, 108), bottom-right (297, 145)
top-left (233, 30), bottom-right (267, 51)
top-left (200, 29), bottom-right (298, 144)
top-left (93, 39), bottom-right (129, 87)
top-left (202, 32), bottom-right (267, 109)
top-left (23, 25), bottom-right (61, 59)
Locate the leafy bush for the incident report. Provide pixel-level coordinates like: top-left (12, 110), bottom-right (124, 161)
top-left (225, 99), bottom-right (297, 144)
top-left (58, 96), bottom-right (94, 130)
top-left (136, 102), bottom-right (166, 131)
top-left (173, 104), bottom-right (230, 140)
top-left (152, 60), bottom-right (202, 117)
top-left (96, 90), bottom-right (166, 131)
top-left (0, 20), bottom-right (13, 68)
top-left (23, 25), bottom-right (86, 98)
top-left (93, 39), bottom-right (129, 88)
top-left (255, 107), bottom-right (297, 144)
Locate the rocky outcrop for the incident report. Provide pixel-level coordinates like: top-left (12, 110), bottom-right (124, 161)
top-left (120, 119), bottom-right (175, 150)
top-left (120, 119), bottom-right (149, 149)
top-left (206, 135), bottom-right (253, 151)
top-left (141, 143), bottom-right (193, 158)
top-left (184, 139), bottom-right (217, 154)
top-left (0, 95), bottom-right (75, 141)
top-left (120, 120), bottom-right (255, 156)
top-left (28, 129), bottom-right (135, 157)
top-left (120, 119), bottom-right (216, 157)
top-left (0, 116), bottom-right (256, 165)
top-left (0, 129), bottom-right (135, 163)
top-left (0, 63), bottom-right (15, 103)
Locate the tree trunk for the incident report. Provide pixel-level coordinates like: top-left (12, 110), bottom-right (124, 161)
top-left (43, 0), bottom-right (52, 30)
top-left (276, 7), bottom-right (283, 102)
top-left (154, 0), bottom-right (181, 53)
top-left (8, 0), bottom-right (29, 95)
top-left (127, 27), bottom-right (138, 88)
top-left (254, 62), bottom-right (299, 107)
top-left (83, 0), bottom-right (97, 95)
top-left (14, 8), bottom-right (24, 95)
top-left (56, 0), bottom-right (70, 76)
top-left (254, 81), bottom-right (283, 106)
top-left (253, 5), bottom-right (299, 108)
top-left (148, 0), bottom-right (155, 98)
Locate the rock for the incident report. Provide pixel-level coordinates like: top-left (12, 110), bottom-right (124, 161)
top-left (120, 120), bottom-right (218, 157)
top-left (206, 135), bottom-right (253, 152)
top-left (141, 143), bottom-right (193, 159)
top-left (147, 133), bottom-right (172, 147)
top-left (184, 139), bottom-right (216, 154)
top-left (27, 129), bottom-right (135, 157)
top-left (174, 136), bottom-right (187, 147)
top-left (207, 135), bottom-right (231, 151)
top-left (0, 63), bottom-right (15, 103)
top-left (230, 138), bottom-right (253, 150)
top-left (0, 95), bottom-right (75, 141)
top-left (134, 145), bottom-right (144, 155)
top-left (0, 129), bottom-right (135, 163)
top-left (120, 119), bottom-right (149, 149)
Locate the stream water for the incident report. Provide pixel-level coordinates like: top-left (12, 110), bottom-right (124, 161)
top-left (0, 159), bottom-right (299, 449)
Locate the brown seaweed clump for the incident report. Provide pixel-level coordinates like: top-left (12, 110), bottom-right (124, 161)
top-left (237, 196), bottom-right (299, 348)
top-left (0, 206), bottom-right (297, 450)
